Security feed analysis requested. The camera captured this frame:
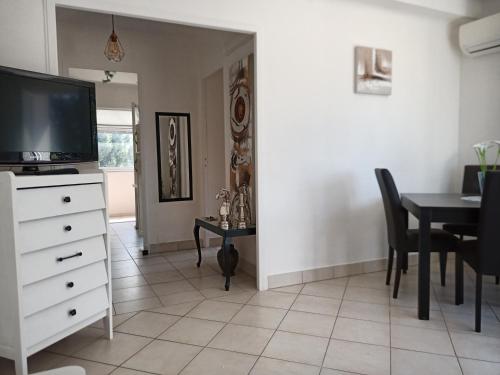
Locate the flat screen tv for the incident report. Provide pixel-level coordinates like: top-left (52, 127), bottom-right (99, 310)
top-left (0, 66), bottom-right (98, 165)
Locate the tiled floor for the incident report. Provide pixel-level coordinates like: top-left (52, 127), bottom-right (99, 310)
top-left (2, 221), bottom-right (500, 374)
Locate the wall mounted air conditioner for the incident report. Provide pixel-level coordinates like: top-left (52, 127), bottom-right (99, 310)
top-left (459, 12), bottom-right (500, 57)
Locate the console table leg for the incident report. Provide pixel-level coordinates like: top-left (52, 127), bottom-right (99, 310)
top-left (222, 237), bottom-right (231, 291)
top-left (194, 224), bottom-right (201, 267)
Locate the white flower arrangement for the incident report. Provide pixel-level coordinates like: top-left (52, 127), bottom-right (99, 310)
top-left (473, 140), bottom-right (500, 174)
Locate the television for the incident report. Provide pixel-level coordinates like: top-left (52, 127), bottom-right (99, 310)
top-left (0, 66), bottom-right (98, 166)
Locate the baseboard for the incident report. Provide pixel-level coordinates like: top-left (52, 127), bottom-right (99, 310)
top-left (150, 239), bottom-right (198, 253)
top-left (268, 253), bottom-right (422, 289)
top-left (208, 237), bottom-right (222, 247)
top-left (239, 257), bottom-right (256, 277)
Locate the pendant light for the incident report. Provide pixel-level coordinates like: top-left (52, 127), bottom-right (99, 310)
top-left (104, 15), bottom-right (125, 62)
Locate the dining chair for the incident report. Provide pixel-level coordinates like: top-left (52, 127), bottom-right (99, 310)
top-left (443, 165), bottom-right (483, 238)
top-left (375, 168), bottom-right (459, 298)
top-left (444, 165), bottom-right (499, 284)
top-left (455, 171), bottom-right (500, 332)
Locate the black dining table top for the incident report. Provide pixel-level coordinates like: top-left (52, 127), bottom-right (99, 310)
top-left (401, 193), bottom-right (481, 222)
top-left (401, 193), bottom-right (481, 209)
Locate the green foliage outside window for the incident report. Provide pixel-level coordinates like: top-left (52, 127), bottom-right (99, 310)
top-left (98, 132), bottom-right (133, 168)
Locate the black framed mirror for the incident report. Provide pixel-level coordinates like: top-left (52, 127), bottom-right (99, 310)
top-left (156, 112), bottom-right (193, 202)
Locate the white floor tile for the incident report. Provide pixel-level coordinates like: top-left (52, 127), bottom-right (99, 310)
top-left (391, 348), bottom-right (461, 375)
top-left (324, 339), bottom-right (390, 375)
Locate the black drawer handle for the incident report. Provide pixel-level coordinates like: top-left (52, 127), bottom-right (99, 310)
top-left (56, 252), bottom-right (83, 262)
top-left (66, 281), bottom-right (75, 288)
top-left (68, 309), bottom-right (77, 316)
top-left (63, 196), bottom-right (71, 203)
top-left (64, 225), bottom-right (72, 232)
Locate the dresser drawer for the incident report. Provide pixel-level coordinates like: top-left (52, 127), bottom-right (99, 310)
top-left (21, 236), bottom-right (107, 285)
top-left (17, 183), bottom-right (105, 222)
top-left (23, 261), bottom-right (108, 316)
top-left (25, 286), bottom-right (109, 349)
top-left (19, 210), bottom-right (106, 254)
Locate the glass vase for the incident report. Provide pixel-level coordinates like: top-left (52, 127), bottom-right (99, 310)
top-left (478, 171), bottom-right (486, 195)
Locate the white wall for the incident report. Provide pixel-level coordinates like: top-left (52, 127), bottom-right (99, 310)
top-left (482, 0), bottom-right (500, 16)
top-left (459, 52), bottom-right (500, 167)
top-left (1, 0), bottom-right (477, 289)
top-left (0, 0), bottom-right (47, 72)
top-left (94, 82), bottom-right (138, 109)
top-left (395, 0), bottom-right (481, 17)
top-left (203, 69), bottom-right (226, 220)
top-left (458, 3), bottom-right (500, 170)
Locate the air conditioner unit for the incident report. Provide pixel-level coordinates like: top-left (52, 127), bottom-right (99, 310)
top-left (459, 12), bottom-right (500, 57)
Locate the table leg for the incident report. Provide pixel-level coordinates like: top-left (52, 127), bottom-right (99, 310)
top-left (193, 224), bottom-right (201, 267)
top-left (455, 253), bottom-right (464, 305)
top-left (222, 236), bottom-right (231, 291)
top-left (418, 210), bottom-right (431, 320)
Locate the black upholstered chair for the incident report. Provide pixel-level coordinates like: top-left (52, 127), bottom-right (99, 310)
top-left (455, 171), bottom-right (500, 332)
top-left (443, 165), bottom-right (483, 238)
top-left (444, 165), bottom-right (499, 284)
top-left (375, 169), bottom-right (459, 298)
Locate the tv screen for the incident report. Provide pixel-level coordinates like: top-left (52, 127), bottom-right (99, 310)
top-left (0, 66), bottom-right (97, 164)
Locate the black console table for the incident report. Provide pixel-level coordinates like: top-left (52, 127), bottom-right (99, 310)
top-left (193, 217), bottom-right (256, 291)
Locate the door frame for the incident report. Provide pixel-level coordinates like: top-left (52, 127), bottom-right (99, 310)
top-left (44, 0), bottom-right (266, 290)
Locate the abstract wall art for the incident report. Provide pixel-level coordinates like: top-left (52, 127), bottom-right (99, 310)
top-left (228, 55), bottom-right (254, 224)
top-left (355, 46), bottom-right (392, 95)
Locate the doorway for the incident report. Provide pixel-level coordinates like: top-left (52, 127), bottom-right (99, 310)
top-left (52, 5), bottom-right (262, 288)
top-left (66, 68), bottom-right (141, 226)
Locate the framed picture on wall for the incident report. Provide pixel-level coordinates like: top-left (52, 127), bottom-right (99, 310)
top-left (155, 112), bottom-right (193, 202)
top-left (355, 46), bottom-right (392, 95)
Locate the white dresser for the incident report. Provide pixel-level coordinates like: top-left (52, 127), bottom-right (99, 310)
top-left (0, 172), bottom-right (113, 375)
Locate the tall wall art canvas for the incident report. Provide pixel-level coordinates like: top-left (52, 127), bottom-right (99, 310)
top-left (355, 46), bottom-right (392, 95)
top-left (228, 55), bottom-right (255, 224)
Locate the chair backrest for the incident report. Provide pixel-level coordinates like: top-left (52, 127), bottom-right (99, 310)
top-left (375, 169), bottom-right (408, 250)
top-left (477, 171), bottom-right (500, 275)
top-left (462, 165), bottom-right (496, 195)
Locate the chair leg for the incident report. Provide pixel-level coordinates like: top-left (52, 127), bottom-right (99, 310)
top-left (386, 246), bottom-right (394, 285)
top-left (496, 276), bottom-right (499, 285)
top-left (402, 253), bottom-right (408, 274)
top-left (475, 273), bottom-right (482, 333)
top-left (439, 251), bottom-right (447, 287)
top-left (393, 252), bottom-right (403, 299)
top-left (455, 253), bottom-right (464, 305)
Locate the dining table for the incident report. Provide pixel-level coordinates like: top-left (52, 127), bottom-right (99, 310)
top-left (401, 193), bottom-right (481, 320)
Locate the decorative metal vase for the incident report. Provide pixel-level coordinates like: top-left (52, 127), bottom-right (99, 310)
top-left (216, 189), bottom-right (231, 230)
top-left (217, 245), bottom-right (239, 276)
top-left (230, 184), bottom-right (251, 229)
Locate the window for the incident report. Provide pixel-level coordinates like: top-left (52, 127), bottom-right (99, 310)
top-left (96, 109), bottom-right (134, 169)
